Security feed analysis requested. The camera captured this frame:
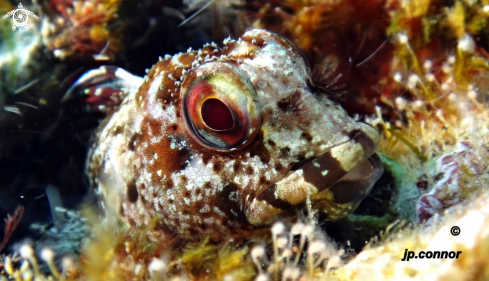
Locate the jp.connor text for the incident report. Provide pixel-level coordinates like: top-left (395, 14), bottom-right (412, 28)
top-left (401, 249), bottom-right (462, 261)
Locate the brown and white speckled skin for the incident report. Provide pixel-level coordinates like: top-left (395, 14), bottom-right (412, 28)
top-left (83, 29), bottom-right (383, 241)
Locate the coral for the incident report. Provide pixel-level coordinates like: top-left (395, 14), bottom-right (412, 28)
top-left (30, 208), bottom-right (89, 264)
top-left (335, 194), bottom-right (489, 280)
top-left (0, 208), bottom-right (346, 281)
top-left (41, 0), bottom-right (122, 60)
top-left (366, 0), bottom-right (489, 224)
top-left (251, 220), bottom-right (344, 281)
top-left (416, 141), bottom-right (484, 223)
top-left (0, 207), bottom-right (257, 281)
top-left (0, 244), bottom-right (79, 281)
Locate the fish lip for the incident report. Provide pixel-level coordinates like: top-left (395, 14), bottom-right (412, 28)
top-left (283, 126), bottom-right (380, 194)
top-left (289, 156), bottom-right (317, 172)
top-left (287, 132), bottom-right (363, 173)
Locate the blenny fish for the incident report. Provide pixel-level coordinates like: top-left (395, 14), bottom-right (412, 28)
top-left (68, 29), bottom-right (383, 241)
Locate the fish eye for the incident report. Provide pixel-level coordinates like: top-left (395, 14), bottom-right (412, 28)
top-left (201, 98), bottom-right (234, 131)
top-left (180, 62), bottom-right (261, 151)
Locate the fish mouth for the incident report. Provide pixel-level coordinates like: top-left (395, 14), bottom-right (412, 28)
top-left (325, 153), bottom-right (383, 204)
top-left (294, 124), bottom-right (380, 193)
top-left (254, 151), bottom-right (383, 220)
top-left (256, 122), bottom-right (382, 209)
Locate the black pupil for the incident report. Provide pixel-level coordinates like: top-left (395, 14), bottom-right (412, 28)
top-left (201, 98), bottom-right (234, 130)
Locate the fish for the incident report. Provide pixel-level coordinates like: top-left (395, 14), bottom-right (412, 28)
top-left (68, 29), bottom-right (383, 241)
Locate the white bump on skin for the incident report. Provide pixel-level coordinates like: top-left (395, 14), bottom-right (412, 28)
top-left (257, 80), bottom-right (267, 88)
top-left (240, 175), bottom-right (250, 187)
top-left (171, 55), bottom-right (184, 67)
top-left (201, 204), bottom-right (210, 213)
top-left (214, 207), bottom-right (226, 217)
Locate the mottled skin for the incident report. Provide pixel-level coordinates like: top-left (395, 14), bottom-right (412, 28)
top-left (74, 29), bottom-right (383, 241)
